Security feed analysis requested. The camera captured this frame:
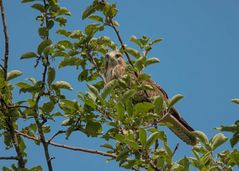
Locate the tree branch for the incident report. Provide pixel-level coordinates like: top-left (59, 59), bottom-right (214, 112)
top-left (32, 0), bottom-right (53, 170)
top-left (0, 156), bottom-right (18, 160)
top-left (172, 143), bottom-right (179, 157)
top-left (109, 19), bottom-right (134, 68)
top-left (15, 130), bottom-right (116, 158)
top-left (0, 0), bottom-right (26, 168)
top-left (0, 0), bottom-right (9, 80)
top-left (48, 130), bottom-right (65, 143)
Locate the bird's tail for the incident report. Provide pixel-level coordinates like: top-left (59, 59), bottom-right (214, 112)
top-left (159, 108), bottom-right (197, 146)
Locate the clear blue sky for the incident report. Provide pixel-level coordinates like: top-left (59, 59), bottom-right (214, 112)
top-left (1, 0), bottom-right (239, 170)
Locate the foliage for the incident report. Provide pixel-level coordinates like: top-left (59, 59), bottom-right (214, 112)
top-left (0, 0), bottom-right (238, 170)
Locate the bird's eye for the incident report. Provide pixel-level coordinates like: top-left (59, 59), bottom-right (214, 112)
top-left (115, 54), bottom-right (121, 59)
top-left (105, 54), bottom-right (110, 59)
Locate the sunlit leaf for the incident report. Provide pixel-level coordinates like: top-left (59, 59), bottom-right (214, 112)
top-left (210, 133), bottom-right (228, 150)
top-left (37, 39), bottom-right (52, 55)
top-left (7, 70), bottom-right (22, 81)
top-left (192, 131), bottom-right (209, 146)
top-left (21, 52), bottom-right (38, 59)
top-left (232, 98), bottom-right (239, 105)
top-left (52, 81), bottom-right (73, 90)
top-left (168, 94), bottom-right (184, 108)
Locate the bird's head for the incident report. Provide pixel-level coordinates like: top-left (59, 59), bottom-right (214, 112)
top-left (104, 51), bottom-right (125, 69)
top-left (103, 50), bottom-right (126, 83)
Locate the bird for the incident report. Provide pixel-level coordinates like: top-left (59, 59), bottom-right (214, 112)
top-left (103, 50), bottom-right (197, 146)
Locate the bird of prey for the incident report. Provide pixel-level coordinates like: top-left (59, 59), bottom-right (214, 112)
top-left (103, 50), bottom-right (197, 145)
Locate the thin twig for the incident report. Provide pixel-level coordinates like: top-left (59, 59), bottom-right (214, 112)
top-left (172, 143), bottom-right (179, 157)
top-left (32, 0), bottom-right (53, 170)
top-left (0, 0), bottom-right (26, 168)
top-left (109, 19), bottom-right (134, 67)
top-left (48, 130), bottom-right (65, 143)
top-left (0, 0), bottom-right (9, 80)
top-left (16, 130), bottom-right (116, 158)
top-left (0, 156), bottom-right (18, 160)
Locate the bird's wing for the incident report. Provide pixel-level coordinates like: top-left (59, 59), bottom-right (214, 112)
top-left (147, 79), bottom-right (197, 145)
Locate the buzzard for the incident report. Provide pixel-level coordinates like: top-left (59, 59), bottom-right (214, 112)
top-left (103, 51), bottom-right (197, 145)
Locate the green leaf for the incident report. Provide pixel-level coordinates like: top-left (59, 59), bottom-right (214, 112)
top-left (139, 128), bottom-right (147, 145)
top-left (88, 15), bottom-right (103, 22)
top-left (192, 131), bottom-right (209, 146)
top-left (43, 125), bottom-right (51, 133)
top-left (153, 96), bottom-right (164, 114)
top-left (31, 3), bottom-right (45, 12)
top-left (101, 80), bottom-right (118, 99)
top-left (56, 7), bottom-right (71, 16)
top-left (116, 103), bottom-right (125, 121)
top-left (150, 38), bottom-right (163, 45)
top-left (21, 52), bottom-right (38, 59)
top-left (146, 132), bottom-right (161, 148)
top-left (59, 56), bottom-right (82, 68)
top-left (82, 3), bottom-right (97, 19)
top-left (17, 137), bottom-right (26, 157)
top-left (100, 143), bottom-right (114, 150)
top-left (7, 70), bottom-right (22, 81)
top-left (168, 94), bottom-right (184, 108)
top-left (125, 139), bottom-right (139, 150)
top-left (210, 133), bottom-right (228, 150)
top-left (61, 119), bottom-right (71, 126)
top-left (215, 125), bottom-right (239, 132)
top-left (29, 166), bottom-right (43, 171)
top-left (134, 102), bottom-right (154, 114)
top-left (87, 84), bottom-right (99, 97)
top-left (37, 39), bottom-right (52, 55)
top-left (229, 149), bottom-right (239, 165)
top-left (130, 35), bottom-right (143, 48)
top-left (230, 133), bottom-right (239, 148)
top-left (115, 134), bottom-right (125, 143)
top-left (125, 47), bottom-right (141, 59)
top-left (121, 89), bottom-right (136, 101)
top-left (134, 56), bottom-right (146, 71)
top-left (126, 100), bottom-right (133, 116)
top-left (85, 121), bottom-right (102, 137)
top-left (47, 67), bottom-right (55, 85)
top-left (52, 81), bottom-right (73, 90)
top-left (145, 57), bottom-right (160, 67)
top-left (42, 101), bottom-right (54, 113)
top-left (232, 98), bottom-right (239, 105)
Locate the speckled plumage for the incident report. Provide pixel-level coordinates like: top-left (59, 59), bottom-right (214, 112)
top-left (104, 51), bottom-right (197, 145)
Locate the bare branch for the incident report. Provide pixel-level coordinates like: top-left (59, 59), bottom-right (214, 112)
top-left (16, 130), bottom-right (116, 158)
top-left (0, 156), bottom-right (18, 160)
top-left (0, 1), bottom-right (26, 168)
top-left (172, 143), bottom-right (180, 157)
top-left (0, 0), bottom-right (9, 80)
top-left (48, 130), bottom-right (65, 143)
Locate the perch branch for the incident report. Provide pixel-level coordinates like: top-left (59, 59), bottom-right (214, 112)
top-left (15, 130), bottom-right (116, 158)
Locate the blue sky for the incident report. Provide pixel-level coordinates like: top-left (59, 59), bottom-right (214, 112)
top-left (1, 0), bottom-right (239, 170)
